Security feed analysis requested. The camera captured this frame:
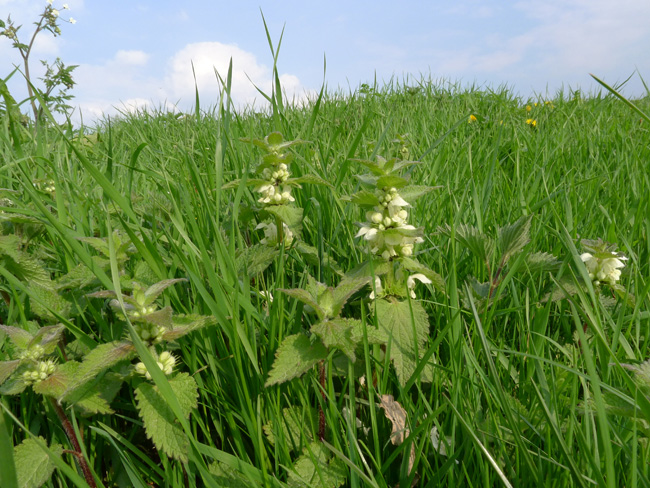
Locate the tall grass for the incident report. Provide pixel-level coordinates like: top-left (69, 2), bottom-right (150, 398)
top-left (1, 75), bottom-right (649, 487)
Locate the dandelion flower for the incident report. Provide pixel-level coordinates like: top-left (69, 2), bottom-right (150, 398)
top-left (468, 114), bottom-right (477, 123)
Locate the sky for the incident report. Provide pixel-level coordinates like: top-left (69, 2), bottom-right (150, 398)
top-left (2, 0), bottom-right (650, 125)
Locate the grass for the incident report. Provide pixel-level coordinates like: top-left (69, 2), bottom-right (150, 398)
top-left (0, 75), bottom-right (649, 487)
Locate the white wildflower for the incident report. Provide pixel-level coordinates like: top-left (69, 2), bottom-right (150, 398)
top-left (407, 273), bottom-right (432, 299)
top-left (369, 276), bottom-right (382, 300)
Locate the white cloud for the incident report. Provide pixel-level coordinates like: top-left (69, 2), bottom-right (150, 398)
top-left (114, 50), bottom-right (149, 66)
top-left (71, 41), bottom-right (310, 124)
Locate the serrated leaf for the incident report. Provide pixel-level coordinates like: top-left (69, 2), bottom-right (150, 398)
top-left (0, 325), bottom-right (33, 350)
top-left (345, 259), bottom-right (392, 279)
top-left (134, 306), bottom-right (174, 329)
top-left (287, 442), bottom-right (347, 488)
top-left (236, 243), bottom-right (279, 276)
top-left (287, 174), bottom-right (334, 188)
top-left (352, 158), bottom-right (387, 176)
top-left (134, 373), bottom-right (198, 462)
top-left (265, 334), bottom-right (328, 387)
top-left (208, 462), bottom-right (253, 488)
top-left (144, 279), bottom-right (187, 304)
top-left (14, 437), bottom-right (62, 488)
top-left (63, 341), bottom-right (135, 397)
top-left (524, 251), bottom-right (561, 274)
top-left (439, 224), bottom-right (493, 263)
top-left (374, 298), bottom-right (432, 386)
top-left (398, 185), bottom-right (442, 203)
top-left (278, 288), bottom-right (325, 318)
top-left (311, 318), bottom-right (359, 361)
top-left (72, 372), bottom-right (123, 415)
top-left (400, 258), bottom-right (446, 292)
top-left (498, 214), bottom-right (533, 262)
top-left (28, 283), bottom-right (71, 322)
top-left (0, 364), bottom-right (28, 395)
top-left (0, 360), bottom-right (20, 385)
top-left (263, 406), bottom-right (318, 449)
top-left (331, 276), bottom-right (371, 317)
top-left (162, 314), bottom-right (218, 341)
top-left (377, 174), bottom-right (409, 189)
top-left (30, 325), bottom-right (65, 353)
top-left (263, 205), bottom-right (303, 231)
top-left (293, 241), bottom-right (343, 276)
top-left (342, 190), bottom-right (380, 208)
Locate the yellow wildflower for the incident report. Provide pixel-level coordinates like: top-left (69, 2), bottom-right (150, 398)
top-left (526, 118), bottom-right (537, 128)
top-left (468, 114), bottom-right (477, 123)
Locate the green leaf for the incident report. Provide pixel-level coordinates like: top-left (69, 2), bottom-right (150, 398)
top-left (331, 276), bottom-right (371, 317)
top-left (236, 243), bottom-right (279, 277)
top-left (287, 174), bottom-right (334, 188)
top-left (524, 251), bottom-right (561, 274)
top-left (342, 190), bottom-right (380, 208)
top-left (278, 288), bottom-right (324, 318)
top-left (134, 373), bottom-right (198, 462)
top-left (263, 205), bottom-right (303, 231)
top-left (144, 279), bottom-right (187, 305)
top-left (62, 341), bottom-right (135, 398)
top-left (30, 325), bottom-right (65, 354)
top-left (0, 365), bottom-right (28, 395)
top-left (208, 462), bottom-right (252, 488)
top-left (28, 284), bottom-right (71, 322)
top-left (287, 442), bottom-right (347, 488)
top-left (71, 372), bottom-right (123, 415)
top-left (0, 360), bottom-right (21, 386)
top-left (263, 406), bottom-right (318, 449)
top-left (0, 326), bottom-right (33, 350)
top-left (374, 298), bottom-right (432, 386)
top-left (162, 314), bottom-right (218, 341)
top-left (33, 361), bottom-right (77, 398)
top-left (398, 185), bottom-right (441, 203)
top-left (310, 318), bottom-right (359, 361)
top-left (400, 258), bottom-right (446, 292)
top-left (265, 334), bottom-right (329, 387)
top-left (376, 174), bottom-right (409, 190)
top-left (498, 214), bottom-right (533, 262)
top-left (439, 223), bottom-right (493, 263)
top-left (135, 306), bottom-right (174, 330)
top-left (14, 437), bottom-right (62, 488)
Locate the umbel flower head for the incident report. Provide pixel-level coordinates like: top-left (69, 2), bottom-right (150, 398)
top-left (579, 238), bottom-right (628, 286)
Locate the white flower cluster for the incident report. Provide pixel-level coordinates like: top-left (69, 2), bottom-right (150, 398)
top-left (18, 344), bottom-right (45, 361)
top-left (369, 273), bottom-right (432, 300)
top-left (135, 351), bottom-right (176, 380)
top-left (22, 359), bottom-right (56, 385)
top-left (580, 252), bottom-right (627, 286)
top-left (255, 164), bottom-right (294, 205)
top-left (356, 187), bottom-right (423, 260)
top-left (255, 221), bottom-right (294, 248)
top-left (134, 322), bottom-right (167, 344)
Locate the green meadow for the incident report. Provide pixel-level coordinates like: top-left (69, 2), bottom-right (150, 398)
top-left (1, 74), bottom-right (650, 488)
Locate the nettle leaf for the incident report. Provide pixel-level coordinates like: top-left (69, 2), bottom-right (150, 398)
top-left (355, 173), bottom-right (379, 187)
top-left (0, 235), bottom-right (50, 286)
top-left (0, 359), bottom-right (21, 385)
top-left (208, 462), bottom-right (252, 488)
top-left (342, 190), bottom-right (380, 208)
top-left (263, 406), bottom-right (319, 449)
top-left (374, 298), bottom-right (432, 386)
top-left (236, 243), bottom-right (279, 277)
top-left (135, 373), bottom-right (198, 462)
top-left (287, 174), bottom-right (334, 188)
top-left (287, 442), bottom-right (347, 488)
top-left (29, 283), bottom-right (72, 322)
top-left (279, 287), bottom-right (325, 318)
top-left (331, 276), bottom-right (371, 317)
top-left (498, 214), bottom-right (533, 262)
top-left (398, 184), bottom-right (441, 203)
top-left (350, 321), bottom-right (388, 345)
top-left (263, 205), bottom-right (303, 232)
top-left (0, 325), bottom-right (34, 350)
top-left (14, 437), bottom-right (63, 488)
top-left (353, 158), bottom-right (388, 176)
top-left (0, 364), bottom-right (28, 395)
top-left (345, 259), bottom-right (392, 280)
top-left (439, 224), bottom-right (493, 263)
top-left (135, 306), bottom-right (174, 329)
top-left (524, 251), bottom-right (561, 274)
top-left (400, 258), bottom-right (446, 292)
top-left (293, 241), bottom-right (343, 276)
top-left (71, 372), bottom-right (123, 415)
top-left (30, 324), bottom-right (65, 354)
top-left (162, 314), bottom-right (218, 341)
top-left (377, 174), bottom-right (409, 190)
top-left (265, 334), bottom-right (329, 387)
top-left (311, 318), bottom-right (359, 362)
top-left (144, 278), bottom-right (187, 305)
top-left (63, 341), bottom-right (135, 397)
top-left (33, 361), bottom-right (77, 398)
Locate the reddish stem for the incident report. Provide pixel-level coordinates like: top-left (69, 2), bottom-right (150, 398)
top-left (49, 398), bottom-right (97, 488)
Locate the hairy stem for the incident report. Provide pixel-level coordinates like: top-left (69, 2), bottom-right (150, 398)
top-left (49, 398), bottom-right (97, 488)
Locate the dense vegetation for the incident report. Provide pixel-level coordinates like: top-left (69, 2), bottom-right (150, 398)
top-left (1, 78), bottom-right (649, 487)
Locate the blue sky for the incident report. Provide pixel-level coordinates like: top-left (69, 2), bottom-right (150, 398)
top-left (2, 0), bottom-right (650, 125)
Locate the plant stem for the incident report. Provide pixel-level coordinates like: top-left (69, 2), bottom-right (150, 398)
top-left (48, 398), bottom-right (97, 488)
top-left (318, 360), bottom-right (326, 441)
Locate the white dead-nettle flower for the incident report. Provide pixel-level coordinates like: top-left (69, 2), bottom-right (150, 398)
top-left (256, 221), bottom-right (294, 247)
top-left (580, 252), bottom-right (627, 285)
top-left (407, 273), bottom-right (432, 299)
top-left (369, 276), bottom-right (383, 300)
top-left (135, 351), bottom-right (177, 380)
